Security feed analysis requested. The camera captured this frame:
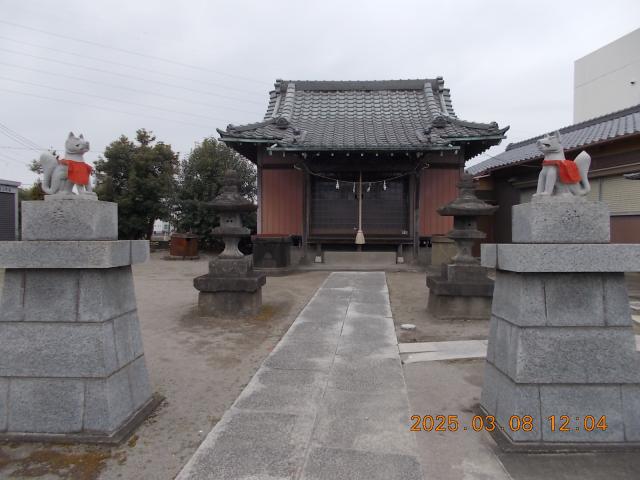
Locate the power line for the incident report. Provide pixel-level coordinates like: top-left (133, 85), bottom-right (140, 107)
top-left (0, 75), bottom-right (231, 123)
top-left (0, 145), bottom-right (108, 151)
top-left (0, 128), bottom-right (38, 151)
top-left (0, 19), bottom-right (265, 86)
top-left (0, 35), bottom-right (265, 97)
top-left (0, 122), bottom-right (43, 149)
top-left (0, 61), bottom-right (260, 115)
top-left (0, 150), bottom-right (31, 167)
top-left (0, 122), bottom-right (43, 150)
top-left (0, 87), bottom-right (215, 130)
top-left (0, 47), bottom-right (265, 106)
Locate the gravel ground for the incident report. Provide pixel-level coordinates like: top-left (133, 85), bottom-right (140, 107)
top-left (387, 272), bottom-right (490, 344)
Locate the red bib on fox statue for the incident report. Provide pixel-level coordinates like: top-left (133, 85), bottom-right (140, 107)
top-left (541, 159), bottom-right (581, 184)
top-left (59, 159), bottom-right (93, 186)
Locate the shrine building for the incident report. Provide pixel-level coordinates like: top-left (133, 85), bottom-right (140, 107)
top-left (218, 78), bottom-right (508, 260)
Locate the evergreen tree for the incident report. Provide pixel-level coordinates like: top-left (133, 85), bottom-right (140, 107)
top-left (18, 181), bottom-right (45, 202)
top-left (94, 129), bottom-right (178, 239)
top-left (174, 137), bottom-right (256, 249)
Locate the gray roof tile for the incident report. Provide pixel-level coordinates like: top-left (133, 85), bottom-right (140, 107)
top-left (467, 104), bottom-right (640, 175)
top-left (218, 78), bottom-right (507, 151)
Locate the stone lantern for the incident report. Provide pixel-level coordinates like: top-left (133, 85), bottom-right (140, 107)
top-left (426, 173), bottom-right (497, 320)
top-left (193, 170), bottom-right (266, 316)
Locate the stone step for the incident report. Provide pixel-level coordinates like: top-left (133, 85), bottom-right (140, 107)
top-left (322, 250), bottom-right (398, 266)
top-left (298, 263), bottom-right (417, 273)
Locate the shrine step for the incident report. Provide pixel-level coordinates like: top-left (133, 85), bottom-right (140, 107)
top-left (322, 250), bottom-right (398, 266)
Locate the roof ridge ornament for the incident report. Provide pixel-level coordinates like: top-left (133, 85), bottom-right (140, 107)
top-left (432, 116), bottom-right (447, 128)
top-left (422, 81), bottom-right (442, 119)
top-left (275, 117), bottom-right (290, 129)
top-left (279, 82), bottom-right (296, 121)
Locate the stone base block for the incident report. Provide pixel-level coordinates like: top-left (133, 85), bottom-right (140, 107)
top-left (426, 292), bottom-right (492, 320)
top-left (22, 199), bottom-right (117, 241)
top-left (486, 316), bottom-right (640, 383)
top-left (0, 264), bottom-right (155, 441)
top-left (194, 272), bottom-right (266, 293)
top-left (491, 271), bottom-right (632, 327)
top-left (0, 240), bottom-right (149, 268)
top-left (0, 356), bottom-right (155, 441)
top-left (426, 274), bottom-right (494, 297)
top-left (0, 394), bottom-right (163, 445)
top-left (445, 264), bottom-right (492, 283)
top-left (512, 199), bottom-right (610, 244)
top-left (198, 289), bottom-right (263, 317)
top-left (481, 243), bottom-right (640, 273)
top-left (480, 362), bottom-right (640, 446)
top-left (1, 266), bottom-right (139, 323)
top-left (208, 256), bottom-right (253, 276)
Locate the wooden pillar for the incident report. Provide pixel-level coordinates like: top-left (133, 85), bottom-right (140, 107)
top-left (256, 153), bottom-right (263, 234)
top-left (302, 170), bottom-right (310, 262)
top-left (412, 169), bottom-right (421, 259)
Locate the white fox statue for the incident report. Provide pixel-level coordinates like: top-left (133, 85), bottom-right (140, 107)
top-left (40, 132), bottom-right (96, 197)
top-left (535, 131), bottom-right (591, 197)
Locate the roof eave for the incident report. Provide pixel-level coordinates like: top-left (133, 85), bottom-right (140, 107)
top-left (475, 130), bottom-right (640, 176)
top-left (220, 137), bottom-right (282, 144)
top-left (268, 145), bottom-right (461, 152)
top-left (445, 134), bottom-right (508, 142)
top-left (219, 136), bottom-right (506, 151)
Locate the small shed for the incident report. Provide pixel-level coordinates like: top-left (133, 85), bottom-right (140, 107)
top-left (0, 179), bottom-right (20, 241)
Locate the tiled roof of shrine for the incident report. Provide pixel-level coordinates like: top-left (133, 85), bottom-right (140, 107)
top-left (218, 78), bottom-right (508, 157)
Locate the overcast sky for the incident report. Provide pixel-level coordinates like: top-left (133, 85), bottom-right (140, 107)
top-left (0, 0), bottom-right (639, 186)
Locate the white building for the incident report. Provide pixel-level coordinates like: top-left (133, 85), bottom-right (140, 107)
top-left (574, 28), bottom-right (640, 123)
top-left (152, 219), bottom-right (172, 240)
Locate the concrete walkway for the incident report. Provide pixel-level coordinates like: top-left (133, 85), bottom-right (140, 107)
top-left (177, 272), bottom-right (423, 480)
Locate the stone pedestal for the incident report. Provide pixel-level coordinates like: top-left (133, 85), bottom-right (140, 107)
top-left (426, 264), bottom-right (493, 320)
top-left (426, 174), bottom-right (497, 320)
top-left (480, 196), bottom-right (640, 450)
top-left (0, 198), bottom-right (158, 443)
top-left (193, 169), bottom-right (266, 317)
top-left (194, 257), bottom-right (266, 316)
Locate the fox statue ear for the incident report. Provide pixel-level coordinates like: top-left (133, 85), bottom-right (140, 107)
top-left (79, 134), bottom-right (84, 139)
top-left (554, 130), bottom-right (561, 139)
top-left (68, 131), bottom-right (75, 138)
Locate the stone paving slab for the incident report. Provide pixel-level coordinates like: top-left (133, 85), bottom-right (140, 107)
top-left (312, 388), bottom-right (416, 456)
top-left (399, 338), bottom-right (640, 364)
top-left (177, 271), bottom-right (423, 480)
top-left (400, 340), bottom-right (488, 363)
top-left (301, 447), bottom-right (423, 480)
